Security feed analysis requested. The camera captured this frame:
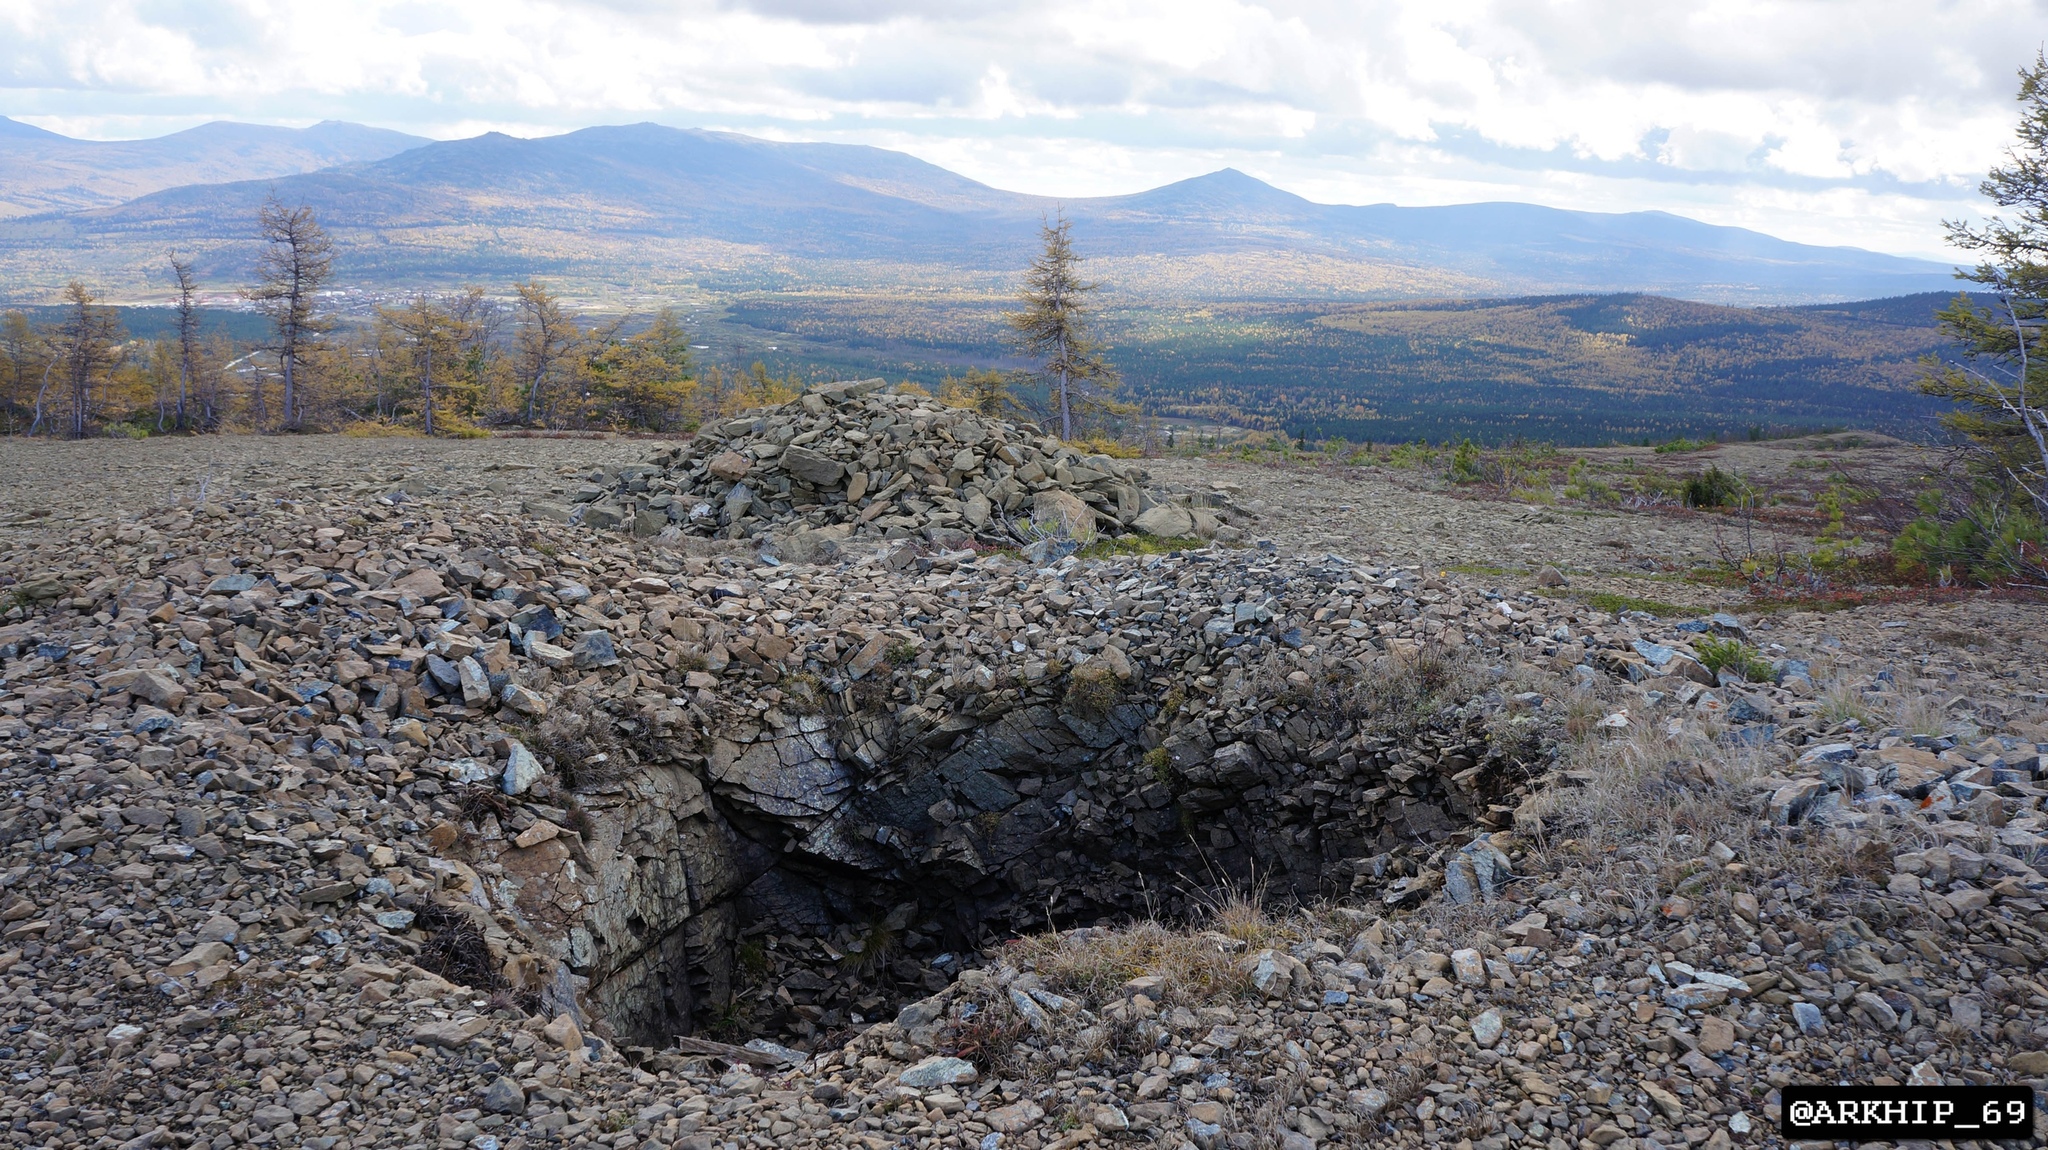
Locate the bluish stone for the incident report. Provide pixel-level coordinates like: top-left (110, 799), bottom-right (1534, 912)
top-left (898, 1056), bottom-right (978, 1088)
top-left (572, 631), bottom-right (619, 669)
top-left (426, 656), bottom-right (462, 691)
top-left (1725, 694), bottom-right (1772, 724)
top-left (1791, 1000), bottom-right (1826, 1034)
top-left (502, 742), bottom-right (543, 795)
top-left (1726, 724), bottom-right (1775, 747)
top-left (511, 604), bottom-right (563, 639)
top-left (1632, 639), bottom-right (1677, 666)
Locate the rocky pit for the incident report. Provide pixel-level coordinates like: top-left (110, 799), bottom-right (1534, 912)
top-left (471, 382), bottom-right (1552, 1049)
top-left (495, 540), bottom-right (1551, 1052)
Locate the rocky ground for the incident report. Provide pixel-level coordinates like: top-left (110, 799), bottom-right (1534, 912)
top-left (1146, 431), bottom-right (1923, 581)
top-left (0, 429), bottom-right (2044, 1150)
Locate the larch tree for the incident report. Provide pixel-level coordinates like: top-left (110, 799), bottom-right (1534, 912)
top-left (1899, 49), bottom-right (2048, 588)
top-left (940, 367), bottom-right (1022, 418)
top-left (170, 254), bottom-right (201, 431)
top-left (0, 311), bottom-right (45, 435)
top-left (449, 287), bottom-right (508, 419)
top-left (247, 194), bottom-right (334, 431)
top-left (376, 294), bottom-right (466, 436)
top-left (1006, 211), bottom-right (1118, 440)
top-left (49, 282), bottom-right (123, 439)
top-left (584, 308), bottom-right (696, 431)
top-left (1924, 49), bottom-right (2048, 517)
top-left (515, 281), bottom-right (576, 425)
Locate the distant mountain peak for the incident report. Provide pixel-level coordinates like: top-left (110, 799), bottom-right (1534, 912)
top-left (1103, 166), bottom-right (1317, 217)
top-left (0, 118), bottom-right (433, 221)
top-left (0, 117), bottom-right (64, 140)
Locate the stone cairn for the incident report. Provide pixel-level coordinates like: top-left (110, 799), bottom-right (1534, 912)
top-left (547, 378), bottom-right (1243, 548)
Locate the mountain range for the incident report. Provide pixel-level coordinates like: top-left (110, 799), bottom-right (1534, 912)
top-left (0, 117), bottom-right (426, 219)
top-left (0, 121), bottom-right (1961, 305)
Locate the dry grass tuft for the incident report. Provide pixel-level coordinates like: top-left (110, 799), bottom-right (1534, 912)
top-left (1514, 696), bottom-right (1935, 913)
top-left (1017, 921), bottom-right (1249, 1008)
top-left (1817, 679), bottom-right (1873, 728)
top-left (1885, 685), bottom-right (1966, 739)
top-left (1257, 641), bottom-right (1482, 739)
top-left (1062, 662), bottom-right (1124, 720)
top-left (1012, 889), bottom-right (1299, 1011)
top-left (530, 689), bottom-right (635, 788)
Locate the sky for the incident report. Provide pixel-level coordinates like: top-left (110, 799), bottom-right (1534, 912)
top-left (1, 0), bottom-right (2039, 259)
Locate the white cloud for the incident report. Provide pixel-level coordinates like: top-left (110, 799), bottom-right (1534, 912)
top-left (0, 0), bottom-right (2035, 255)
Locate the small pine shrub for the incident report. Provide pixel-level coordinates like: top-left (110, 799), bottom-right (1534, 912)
top-left (1682, 466), bottom-right (1743, 508)
top-left (1692, 636), bottom-right (1774, 682)
top-left (1449, 439), bottom-right (1482, 484)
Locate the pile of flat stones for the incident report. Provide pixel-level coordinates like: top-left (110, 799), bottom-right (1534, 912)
top-left (535, 379), bottom-right (1245, 547)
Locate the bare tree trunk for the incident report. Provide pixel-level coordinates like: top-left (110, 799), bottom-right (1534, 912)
top-left (28, 359), bottom-right (53, 437)
top-left (172, 255), bottom-right (197, 431)
top-left (2001, 300), bottom-right (2048, 517)
top-left (249, 197), bottom-right (332, 432)
top-left (69, 342), bottom-right (88, 440)
top-left (421, 342), bottom-right (434, 437)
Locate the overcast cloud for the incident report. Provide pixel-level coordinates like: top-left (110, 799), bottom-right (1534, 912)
top-left (1, 0), bottom-right (2039, 256)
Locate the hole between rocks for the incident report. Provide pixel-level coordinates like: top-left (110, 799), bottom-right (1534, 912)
top-left (547, 661), bottom-right (1545, 1055)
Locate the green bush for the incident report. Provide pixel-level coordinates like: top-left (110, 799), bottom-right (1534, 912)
top-left (1892, 485), bottom-right (2045, 585)
top-left (1654, 437), bottom-right (1709, 454)
top-left (1682, 466), bottom-right (1744, 508)
top-left (1692, 637), bottom-right (1774, 682)
top-left (1449, 439), bottom-right (1482, 484)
